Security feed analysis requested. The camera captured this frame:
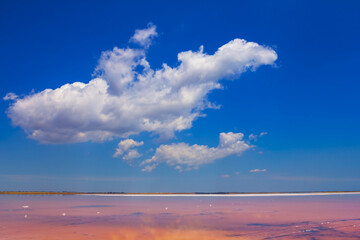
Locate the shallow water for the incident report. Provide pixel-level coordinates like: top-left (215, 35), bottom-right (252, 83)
top-left (0, 194), bottom-right (359, 239)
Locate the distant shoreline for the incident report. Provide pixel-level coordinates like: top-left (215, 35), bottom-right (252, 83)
top-left (1, 191), bottom-right (360, 197)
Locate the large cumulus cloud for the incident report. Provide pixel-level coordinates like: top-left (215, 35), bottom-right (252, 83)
top-left (5, 25), bottom-right (277, 144)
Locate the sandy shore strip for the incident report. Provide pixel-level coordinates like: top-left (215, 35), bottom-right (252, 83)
top-left (83, 192), bottom-right (360, 197)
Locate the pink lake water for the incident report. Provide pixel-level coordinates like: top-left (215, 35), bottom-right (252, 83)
top-left (0, 194), bottom-right (360, 240)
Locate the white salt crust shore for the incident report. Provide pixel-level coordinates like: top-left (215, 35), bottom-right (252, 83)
top-left (83, 192), bottom-right (360, 197)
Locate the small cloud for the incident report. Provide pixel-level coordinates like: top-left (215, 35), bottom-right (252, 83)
top-left (259, 132), bottom-right (268, 137)
top-left (130, 23), bottom-right (158, 48)
top-left (235, 171), bottom-right (241, 175)
top-left (3, 92), bottom-right (18, 101)
top-left (141, 164), bottom-right (158, 172)
top-left (122, 149), bottom-right (142, 162)
top-left (140, 132), bottom-right (252, 171)
top-left (249, 132), bottom-right (268, 142)
top-left (221, 174), bottom-right (230, 178)
top-left (175, 166), bottom-right (183, 172)
top-left (113, 139), bottom-right (143, 158)
top-left (258, 151), bottom-right (263, 154)
top-left (249, 133), bottom-right (257, 141)
top-left (250, 169), bottom-right (267, 173)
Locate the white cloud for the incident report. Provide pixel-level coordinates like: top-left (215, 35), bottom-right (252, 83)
top-left (141, 164), bottom-right (157, 172)
top-left (248, 131), bottom-right (268, 141)
top-left (248, 133), bottom-right (257, 141)
top-left (113, 139), bottom-right (143, 158)
top-left (3, 92), bottom-right (18, 101)
top-left (140, 132), bottom-right (252, 171)
top-left (130, 23), bottom-right (158, 48)
top-left (5, 25), bottom-right (277, 144)
top-left (221, 174), bottom-right (230, 178)
top-left (249, 168), bottom-right (267, 173)
top-left (94, 48), bottom-right (145, 95)
top-left (123, 149), bottom-right (142, 161)
top-left (259, 132), bottom-right (268, 137)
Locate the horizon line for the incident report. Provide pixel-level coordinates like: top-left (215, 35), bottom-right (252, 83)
top-left (1, 190), bottom-right (360, 197)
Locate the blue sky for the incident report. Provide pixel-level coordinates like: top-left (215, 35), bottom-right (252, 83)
top-left (1, 0), bottom-right (359, 192)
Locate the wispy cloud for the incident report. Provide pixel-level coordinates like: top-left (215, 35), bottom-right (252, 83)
top-left (259, 132), bottom-right (268, 137)
top-left (249, 132), bottom-right (268, 142)
top-left (3, 92), bottom-right (18, 101)
top-left (250, 169), bottom-right (267, 173)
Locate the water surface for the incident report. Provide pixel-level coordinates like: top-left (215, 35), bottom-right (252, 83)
top-left (1, 194), bottom-right (359, 239)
